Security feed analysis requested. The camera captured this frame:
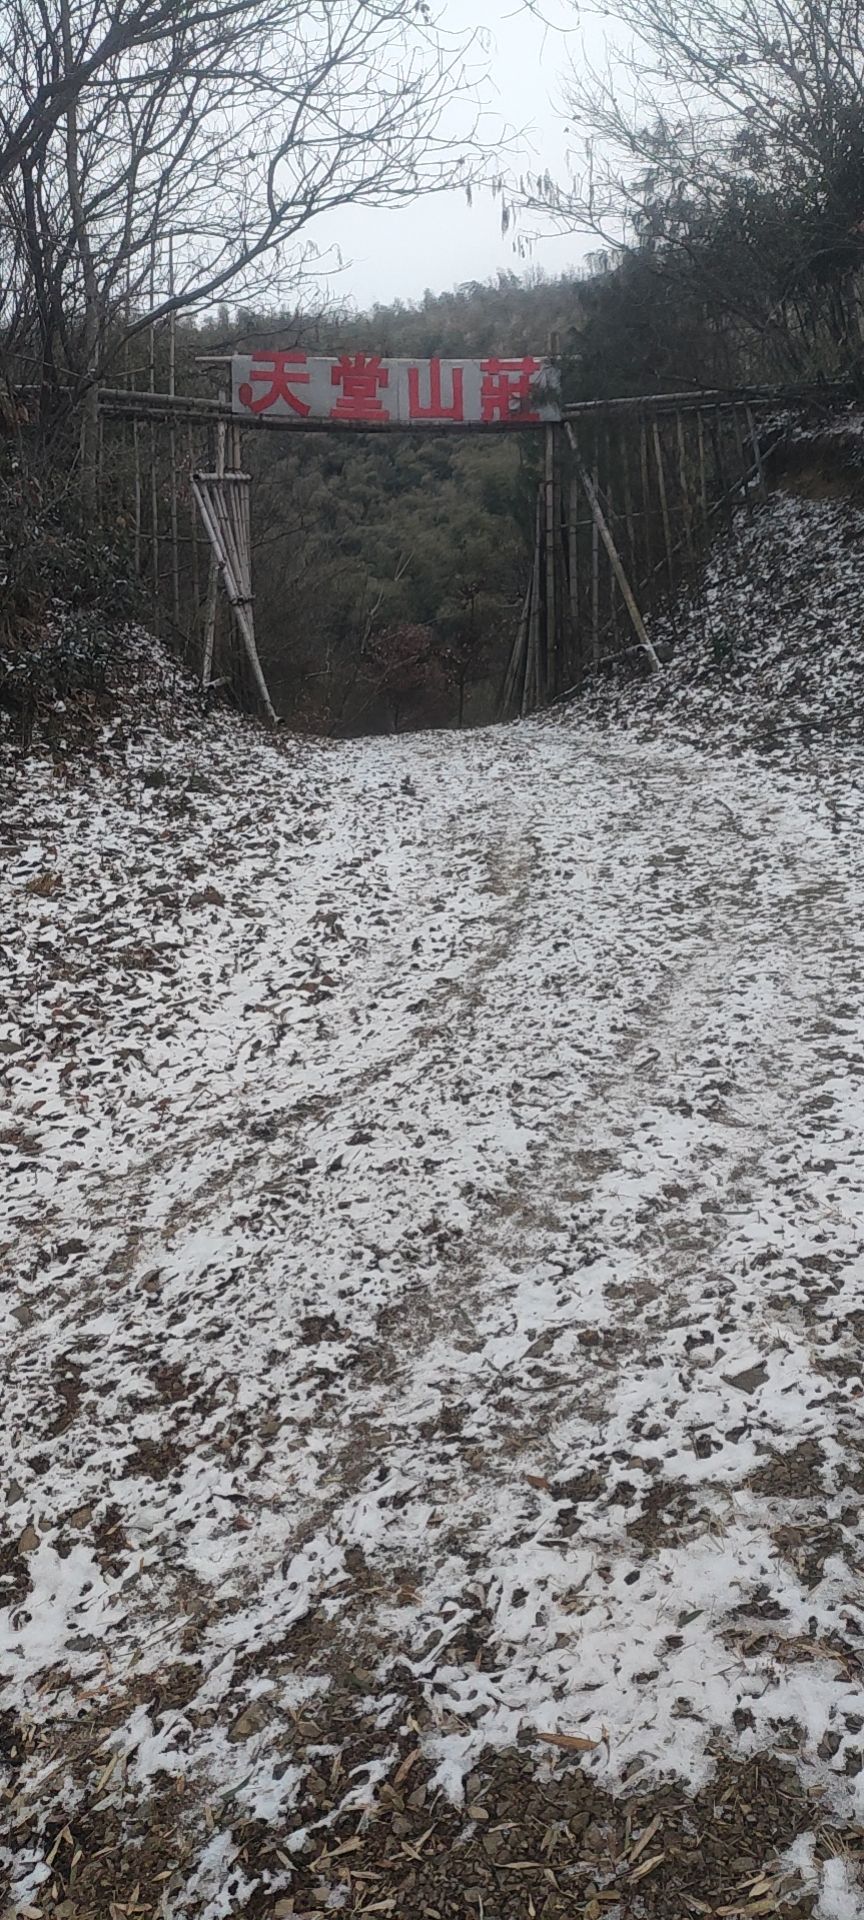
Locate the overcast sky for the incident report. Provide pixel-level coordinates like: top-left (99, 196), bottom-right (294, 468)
top-left (314, 0), bottom-right (593, 313)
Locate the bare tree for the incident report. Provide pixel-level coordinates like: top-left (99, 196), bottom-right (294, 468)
top-left (522, 0), bottom-right (864, 373)
top-left (0, 0), bottom-right (483, 487)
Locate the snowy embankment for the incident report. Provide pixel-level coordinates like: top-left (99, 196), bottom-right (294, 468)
top-left (594, 451), bottom-right (864, 762)
top-left (4, 483), bottom-right (864, 1916)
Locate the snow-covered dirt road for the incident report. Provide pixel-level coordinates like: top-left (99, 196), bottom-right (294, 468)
top-left (4, 690), bottom-right (864, 1917)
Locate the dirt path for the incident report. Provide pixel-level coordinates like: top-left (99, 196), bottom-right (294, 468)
top-left (4, 707), bottom-right (864, 1918)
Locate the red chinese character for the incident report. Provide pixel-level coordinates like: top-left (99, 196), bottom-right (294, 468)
top-left (408, 359), bottom-right (464, 422)
top-left (237, 351), bottom-right (311, 416)
top-left (330, 353), bottom-right (389, 421)
top-left (480, 356), bottom-right (543, 424)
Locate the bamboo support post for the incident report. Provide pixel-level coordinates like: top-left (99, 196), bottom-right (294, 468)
top-left (200, 421), bottom-right (224, 690)
top-left (188, 424), bottom-right (200, 615)
top-left (520, 567), bottom-right (536, 718)
top-left (544, 423), bottom-right (558, 697)
top-left (607, 475), bottom-right (620, 652)
top-left (150, 425), bottom-right (159, 617)
top-left (97, 411), bottom-right (104, 526)
top-left (501, 572), bottom-right (532, 717)
top-left (697, 409), bottom-right (708, 524)
top-left (676, 410), bottom-right (695, 563)
top-left (731, 405), bottom-right (751, 513)
top-left (148, 245), bottom-right (158, 623)
top-left (711, 408), bottom-right (730, 517)
top-left (568, 473), bottom-right (580, 678)
top-left (652, 418), bottom-right (674, 595)
top-left (639, 414), bottom-right (651, 582)
top-left (544, 331), bottom-right (560, 696)
top-left (517, 567), bottom-right (533, 718)
top-left (591, 467), bottom-right (600, 670)
top-left (193, 475), bottom-right (276, 724)
top-left (192, 420), bottom-right (277, 726)
top-left (621, 431), bottom-right (637, 580)
top-left (133, 418), bottom-right (141, 575)
top-left (522, 492), bottom-right (543, 715)
top-left (168, 235), bottom-right (180, 626)
top-left (746, 404), bottom-right (767, 500)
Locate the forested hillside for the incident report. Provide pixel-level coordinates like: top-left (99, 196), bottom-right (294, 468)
top-left (202, 276), bottom-right (583, 732)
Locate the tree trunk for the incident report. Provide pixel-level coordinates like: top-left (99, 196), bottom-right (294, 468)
top-left (60, 0), bottom-right (101, 515)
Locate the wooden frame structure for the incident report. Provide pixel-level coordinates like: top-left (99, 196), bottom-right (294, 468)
top-left (96, 373), bottom-right (852, 725)
top-left (496, 384), bottom-right (811, 715)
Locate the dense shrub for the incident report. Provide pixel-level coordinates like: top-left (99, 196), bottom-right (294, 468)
top-left (0, 444), bottom-right (138, 747)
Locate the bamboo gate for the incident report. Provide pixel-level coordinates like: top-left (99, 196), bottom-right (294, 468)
top-left (95, 375), bottom-right (851, 724)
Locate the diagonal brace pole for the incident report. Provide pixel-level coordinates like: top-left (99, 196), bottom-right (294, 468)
top-left (565, 422), bottom-right (661, 674)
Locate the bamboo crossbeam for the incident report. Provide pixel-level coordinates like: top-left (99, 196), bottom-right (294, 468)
top-left (563, 379), bottom-right (855, 417)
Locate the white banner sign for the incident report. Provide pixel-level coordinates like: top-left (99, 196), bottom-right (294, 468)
top-left (231, 352), bottom-right (560, 428)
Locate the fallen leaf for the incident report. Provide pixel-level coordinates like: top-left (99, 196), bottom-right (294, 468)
top-left (630, 1851), bottom-right (666, 1882)
top-left (537, 1730), bottom-right (600, 1752)
top-left (392, 1747), bottom-right (421, 1789)
top-left (189, 885), bottom-right (225, 908)
top-left (628, 1813), bottom-right (662, 1864)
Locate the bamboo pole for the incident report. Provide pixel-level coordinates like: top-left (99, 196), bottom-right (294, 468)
top-left (565, 422), bottom-right (661, 673)
top-left (168, 234), bottom-right (180, 627)
top-left (676, 410), bottom-right (694, 563)
top-left (746, 404), bottom-right (767, 500)
top-left (591, 447), bottom-right (600, 672)
top-left (97, 410), bottom-right (104, 525)
top-left (201, 560), bottom-right (218, 691)
top-left (517, 567), bottom-right (532, 718)
top-left (193, 472), bottom-right (277, 724)
top-left (562, 376), bottom-right (854, 415)
top-left (544, 421), bottom-right (558, 697)
top-left (149, 242), bottom-right (158, 625)
top-left (200, 421), bottom-right (224, 689)
top-left (607, 473), bottom-right (620, 653)
top-left (528, 562), bottom-right (542, 711)
top-left (621, 428), bottom-right (637, 581)
top-left (635, 432), bottom-right (783, 600)
top-left (731, 405), bottom-right (752, 514)
top-left (711, 407), bottom-right (731, 518)
top-left (533, 484), bottom-right (545, 710)
top-left (501, 573), bottom-right (532, 718)
top-left (150, 429), bottom-right (159, 620)
top-left (188, 423), bottom-right (200, 617)
top-left (568, 472), bottom-right (580, 679)
top-left (639, 414), bottom-right (651, 582)
top-left (652, 418), bottom-right (675, 595)
top-left (522, 491), bottom-right (542, 715)
top-left (544, 329), bottom-right (560, 699)
top-left (224, 420), bottom-right (249, 704)
top-left (133, 417), bottom-right (141, 575)
top-left (697, 408), bottom-right (708, 524)
top-left (520, 564), bottom-right (536, 719)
